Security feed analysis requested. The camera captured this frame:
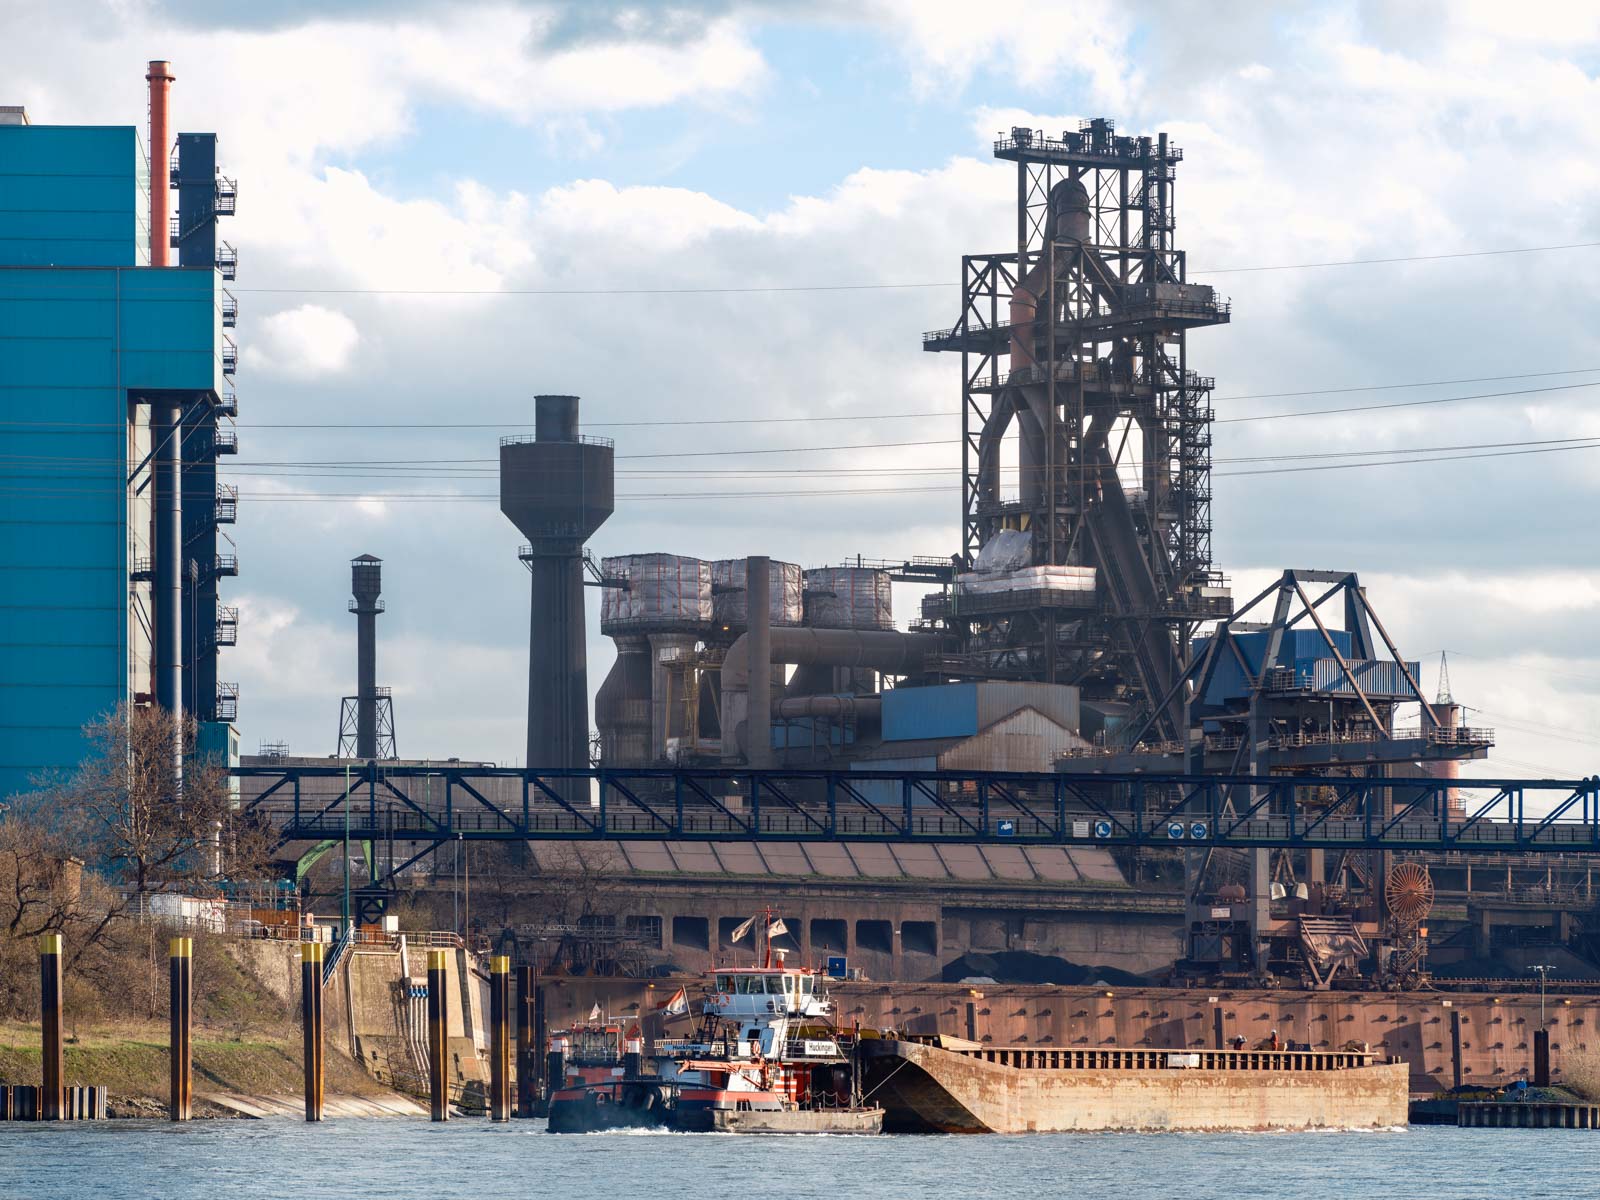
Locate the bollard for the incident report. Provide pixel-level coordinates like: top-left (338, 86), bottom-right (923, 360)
top-left (301, 942), bottom-right (325, 1122)
top-left (515, 964), bottom-right (537, 1118)
top-left (1212, 1005), bottom-right (1224, 1052)
top-left (1535, 1028), bottom-right (1551, 1088)
top-left (169, 937), bottom-right (192, 1121)
top-left (39, 934), bottom-right (63, 1121)
top-left (1450, 1009), bottom-right (1463, 1090)
top-left (489, 955), bottom-right (511, 1122)
top-left (427, 949), bottom-right (449, 1121)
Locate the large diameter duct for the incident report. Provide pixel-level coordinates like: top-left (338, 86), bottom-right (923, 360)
top-left (721, 628), bottom-right (942, 761)
top-left (774, 695), bottom-right (881, 722)
top-left (595, 635), bottom-right (651, 765)
top-left (350, 555), bottom-right (383, 759)
top-left (746, 556), bottom-right (772, 768)
top-left (500, 395), bottom-right (614, 769)
top-left (146, 61), bottom-right (174, 267)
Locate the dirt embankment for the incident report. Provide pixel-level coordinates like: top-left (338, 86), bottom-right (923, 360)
top-left (0, 936), bottom-right (416, 1117)
top-left (0, 1020), bottom-right (397, 1117)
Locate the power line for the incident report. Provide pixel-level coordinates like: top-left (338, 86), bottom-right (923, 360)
top-left (209, 240), bottom-right (1600, 296)
top-left (6, 367), bottom-right (1600, 433)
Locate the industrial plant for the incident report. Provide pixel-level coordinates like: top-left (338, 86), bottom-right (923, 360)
top-left (6, 71), bottom-right (1600, 1117)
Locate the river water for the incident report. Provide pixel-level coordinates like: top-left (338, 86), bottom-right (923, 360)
top-left (2, 1121), bottom-right (1594, 1199)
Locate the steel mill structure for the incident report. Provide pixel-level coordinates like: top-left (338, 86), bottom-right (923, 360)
top-left (0, 63), bottom-right (241, 797)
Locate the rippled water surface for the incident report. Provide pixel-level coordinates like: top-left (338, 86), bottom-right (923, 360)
top-left (3, 1121), bottom-right (1594, 1199)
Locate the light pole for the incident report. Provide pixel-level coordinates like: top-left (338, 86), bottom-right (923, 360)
top-left (1531, 964), bottom-right (1554, 1028)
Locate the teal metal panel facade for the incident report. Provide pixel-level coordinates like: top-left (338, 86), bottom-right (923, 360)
top-left (0, 125), bottom-right (147, 267)
top-left (0, 120), bottom-right (222, 799)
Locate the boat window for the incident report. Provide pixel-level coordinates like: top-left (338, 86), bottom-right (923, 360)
top-left (801, 977), bottom-right (813, 995)
top-left (765, 976), bottom-right (786, 994)
top-left (737, 976), bottom-right (762, 994)
top-left (716, 975), bottom-right (733, 994)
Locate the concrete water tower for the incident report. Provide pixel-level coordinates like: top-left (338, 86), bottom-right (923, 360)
top-left (500, 396), bottom-right (614, 769)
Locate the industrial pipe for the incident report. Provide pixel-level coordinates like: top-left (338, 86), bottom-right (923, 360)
top-left (427, 950), bottom-right (449, 1121)
top-left (146, 61), bottom-right (173, 267)
top-left (489, 955), bottom-right (511, 1122)
top-left (169, 937), bottom-right (192, 1121)
top-left (721, 628), bottom-right (942, 760)
top-left (746, 556), bottom-right (772, 769)
top-left (301, 942), bottom-right (324, 1122)
top-left (773, 695), bottom-right (882, 721)
top-left (39, 935), bottom-right (63, 1121)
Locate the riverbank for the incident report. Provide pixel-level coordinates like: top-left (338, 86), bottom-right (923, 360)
top-left (0, 1020), bottom-right (420, 1118)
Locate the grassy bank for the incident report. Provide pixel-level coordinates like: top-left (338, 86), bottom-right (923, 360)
top-left (0, 1019), bottom-right (393, 1118)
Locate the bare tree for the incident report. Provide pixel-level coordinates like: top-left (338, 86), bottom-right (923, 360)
top-left (49, 702), bottom-right (267, 894)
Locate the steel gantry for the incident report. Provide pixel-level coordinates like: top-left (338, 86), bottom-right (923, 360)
top-left (239, 765), bottom-right (1600, 874)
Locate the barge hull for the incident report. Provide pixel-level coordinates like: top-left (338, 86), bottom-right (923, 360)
top-left (709, 1107), bottom-right (883, 1134)
top-left (861, 1040), bottom-right (1409, 1133)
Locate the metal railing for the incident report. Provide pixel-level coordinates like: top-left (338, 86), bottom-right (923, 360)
top-left (500, 432), bottom-right (614, 448)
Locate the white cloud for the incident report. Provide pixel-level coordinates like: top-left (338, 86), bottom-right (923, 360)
top-left (244, 304), bottom-right (361, 378)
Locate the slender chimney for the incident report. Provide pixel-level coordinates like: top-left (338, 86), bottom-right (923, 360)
top-left (350, 556), bottom-right (383, 760)
top-left (146, 60), bottom-right (174, 267)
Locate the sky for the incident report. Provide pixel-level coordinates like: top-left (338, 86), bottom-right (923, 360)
top-left (6, 0), bottom-right (1600, 779)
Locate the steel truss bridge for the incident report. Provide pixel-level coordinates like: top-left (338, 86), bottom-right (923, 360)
top-left (237, 765), bottom-right (1600, 876)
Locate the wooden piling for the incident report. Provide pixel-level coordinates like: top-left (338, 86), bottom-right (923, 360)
top-left (39, 934), bottom-right (63, 1121)
top-left (169, 937), bottom-right (192, 1121)
top-left (301, 942), bottom-right (325, 1122)
top-left (489, 955), bottom-right (511, 1122)
top-left (427, 949), bottom-right (449, 1121)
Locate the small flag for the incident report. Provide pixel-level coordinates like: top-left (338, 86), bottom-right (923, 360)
top-left (660, 986), bottom-right (689, 1016)
top-left (730, 915), bottom-right (756, 943)
top-left (588, 1002), bottom-right (602, 1022)
top-left (767, 918), bottom-right (788, 939)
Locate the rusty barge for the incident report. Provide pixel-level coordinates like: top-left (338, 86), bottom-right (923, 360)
top-left (859, 1039), bottom-right (1409, 1133)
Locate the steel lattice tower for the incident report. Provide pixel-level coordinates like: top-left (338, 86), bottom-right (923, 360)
top-left (923, 118), bottom-right (1230, 739)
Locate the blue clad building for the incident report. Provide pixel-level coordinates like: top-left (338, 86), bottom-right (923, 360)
top-left (0, 103), bottom-right (240, 798)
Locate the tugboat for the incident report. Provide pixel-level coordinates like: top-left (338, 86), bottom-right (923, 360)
top-left (547, 916), bottom-right (883, 1134)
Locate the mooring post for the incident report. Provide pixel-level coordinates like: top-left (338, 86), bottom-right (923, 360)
top-left (515, 963), bottom-right (536, 1118)
top-left (1534, 1027), bottom-right (1551, 1088)
top-left (489, 955), bottom-right (511, 1122)
top-left (39, 934), bottom-right (63, 1121)
top-left (169, 937), bottom-right (192, 1121)
top-left (301, 942), bottom-right (325, 1121)
top-left (427, 949), bottom-right (449, 1121)
top-left (1212, 1004), bottom-right (1224, 1051)
top-left (1449, 1008), bottom-right (1463, 1090)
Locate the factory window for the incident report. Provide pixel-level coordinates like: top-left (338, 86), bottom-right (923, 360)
top-left (810, 919), bottom-right (847, 954)
top-left (902, 921), bottom-right (937, 956)
top-left (672, 916), bottom-right (709, 951)
top-left (626, 915), bottom-right (663, 948)
top-left (856, 919), bottom-right (893, 955)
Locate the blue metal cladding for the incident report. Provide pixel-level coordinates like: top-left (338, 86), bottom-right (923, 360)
top-left (0, 123), bottom-right (220, 799)
top-left (1197, 629), bottom-right (1358, 704)
top-left (882, 682), bottom-right (980, 741)
top-left (0, 125), bottom-right (146, 267)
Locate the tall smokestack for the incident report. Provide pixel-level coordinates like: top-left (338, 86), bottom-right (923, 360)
top-left (146, 60), bottom-right (173, 267)
top-left (350, 556), bottom-right (383, 760)
top-left (499, 396), bottom-right (614, 769)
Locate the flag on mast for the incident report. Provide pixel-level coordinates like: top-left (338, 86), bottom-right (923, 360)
top-left (767, 918), bottom-right (788, 939)
top-left (730, 915), bottom-right (756, 944)
top-left (659, 986), bottom-right (689, 1016)
top-left (588, 1002), bottom-right (602, 1022)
